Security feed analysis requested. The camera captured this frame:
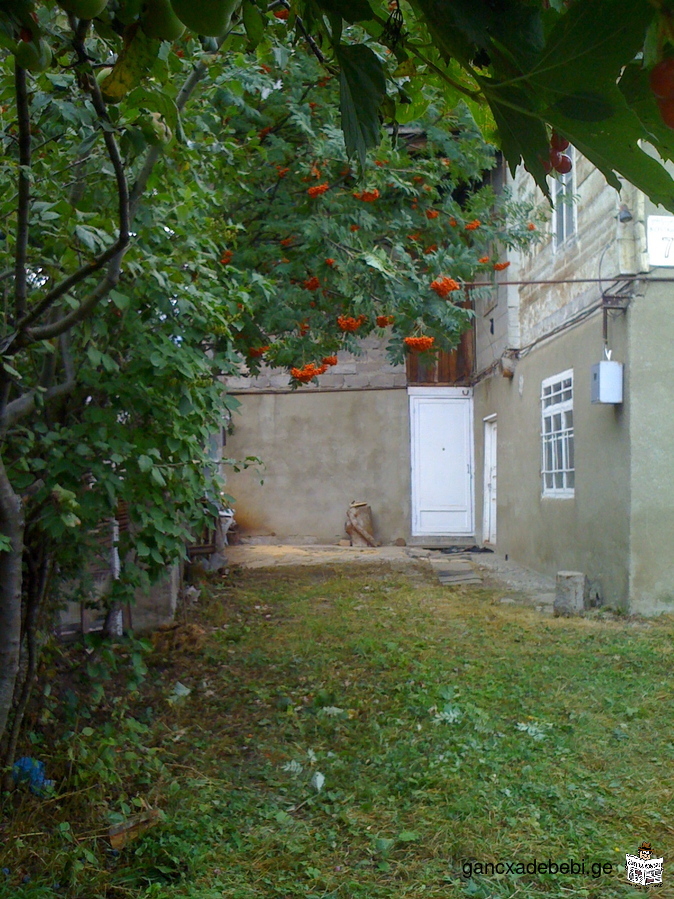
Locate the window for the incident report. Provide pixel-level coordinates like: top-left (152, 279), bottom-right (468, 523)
top-left (552, 149), bottom-right (576, 247)
top-left (541, 370), bottom-right (574, 497)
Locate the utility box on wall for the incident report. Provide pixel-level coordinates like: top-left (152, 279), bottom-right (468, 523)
top-left (591, 360), bottom-right (623, 404)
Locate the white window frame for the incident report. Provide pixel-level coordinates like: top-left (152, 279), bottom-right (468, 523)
top-left (541, 369), bottom-right (574, 498)
top-left (551, 148), bottom-right (576, 249)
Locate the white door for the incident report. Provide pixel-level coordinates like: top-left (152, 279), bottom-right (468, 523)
top-left (409, 388), bottom-right (474, 536)
top-left (483, 417), bottom-right (497, 545)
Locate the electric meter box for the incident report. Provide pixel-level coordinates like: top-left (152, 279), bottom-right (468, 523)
top-left (591, 360), bottom-right (623, 404)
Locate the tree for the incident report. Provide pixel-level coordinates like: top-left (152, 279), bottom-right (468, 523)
top-left (1, 0), bottom-right (671, 755)
top-left (0, 1), bottom-right (546, 755)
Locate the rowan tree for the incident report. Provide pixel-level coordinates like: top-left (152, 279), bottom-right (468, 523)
top-left (1, 0), bottom-right (673, 755)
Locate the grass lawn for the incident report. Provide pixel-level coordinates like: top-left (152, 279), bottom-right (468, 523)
top-left (2, 562), bottom-right (674, 899)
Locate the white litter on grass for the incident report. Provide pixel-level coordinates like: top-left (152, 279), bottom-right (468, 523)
top-left (167, 682), bottom-right (191, 704)
top-left (311, 772), bottom-right (325, 792)
top-left (318, 706), bottom-right (345, 717)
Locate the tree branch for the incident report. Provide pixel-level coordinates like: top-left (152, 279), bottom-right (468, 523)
top-left (0, 377), bottom-right (76, 436)
top-left (16, 238), bottom-right (128, 335)
top-left (15, 56), bottom-right (131, 342)
top-left (129, 61), bottom-right (208, 216)
top-left (14, 65), bottom-right (31, 321)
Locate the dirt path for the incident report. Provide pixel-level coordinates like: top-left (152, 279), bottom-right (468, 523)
top-left (223, 543), bottom-right (556, 611)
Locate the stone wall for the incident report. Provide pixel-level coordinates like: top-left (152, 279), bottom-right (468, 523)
top-left (225, 335), bottom-right (406, 392)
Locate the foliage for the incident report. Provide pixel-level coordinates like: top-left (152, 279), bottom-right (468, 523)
top-left (1, 565), bottom-right (672, 897)
top-left (0, 0), bottom-right (545, 751)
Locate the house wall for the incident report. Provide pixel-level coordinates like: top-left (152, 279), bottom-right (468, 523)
top-left (224, 388), bottom-right (411, 545)
top-left (628, 279), bottom-right (674, 614)
top-left (473, 308), bottom-right (631, 609)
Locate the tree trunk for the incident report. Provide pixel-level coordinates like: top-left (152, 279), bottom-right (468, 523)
top-left (0, 453), bottom-right (24, 746)
top-left (3, 543), bottom-right (52, 773)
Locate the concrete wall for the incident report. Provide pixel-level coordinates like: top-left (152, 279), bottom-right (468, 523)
top-left (474, 309), bottom-right (631, 609)
top-left (224, 388), bottom-right (411, 545)
top-left (628, 280), bottom-right (674, 614)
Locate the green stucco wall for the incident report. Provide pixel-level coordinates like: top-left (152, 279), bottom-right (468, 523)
top-left (474, 309), bottom-right (631, 609)
top-left (627, 280), bottom-right (674, 613)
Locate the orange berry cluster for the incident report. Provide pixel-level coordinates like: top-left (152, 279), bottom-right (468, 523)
top-left (290, 362), bottom-right (329, 382)
top-left (322, 355), bottom-right (338, 366)
top-left (325, 258), bottom-right (336, 267)
top-left (478, 256), bottom-right (489, 264)
top-left (430, 276), bottom-right (460, 297)
top-left (248, 345), bottom-right (270, 358)
top-left (426, 209), bottom-right (439, 219)
top-left (220, 249), bottom-right (233, 265)
top-left (350, 224), bottom-right (360, 232)
top-left (404, 336), bottom-right (435, 350)
top-left (303, 276), bottom-right (320, 291)
top-left (424, 244), bottom-right (438, 255)
top-left (494, 261), bottom-right (510, 271)
top-left (280, 236), bottom-right (295, 247)
top-left (465, 219), bottom-right (481, 230)
top-left (353, 189), bottom-right (380, 202)
top-left (273, 8), bottom-right (289, 19)
top-left (307, 182), bottom-right (329, 197)
top-left (276, 166), bottom-right (289, 178)
top-left (376, 315), bottom-right (395, 327)
top-left (337, 314), bottom-right (367, 332)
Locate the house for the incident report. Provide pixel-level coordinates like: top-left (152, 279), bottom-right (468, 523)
top-left (225, 151), bottom-right (674, 615)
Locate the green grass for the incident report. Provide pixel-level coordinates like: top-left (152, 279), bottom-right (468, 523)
top-left (2, 562), bottom-right (674, 898)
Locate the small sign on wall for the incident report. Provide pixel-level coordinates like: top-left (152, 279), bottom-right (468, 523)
top-left (647, 215), bottom-right (674, 266)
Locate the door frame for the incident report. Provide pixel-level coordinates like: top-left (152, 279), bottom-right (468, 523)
top-left (482, 414), bottom-right (497, 545)
top-left (408, 387), bottom-right (475, 537)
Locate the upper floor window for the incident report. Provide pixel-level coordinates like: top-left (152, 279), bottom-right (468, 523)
top-left (541, 370), bottom-right (574, 498)
top-left (552, 148), bottom-right (576, 247)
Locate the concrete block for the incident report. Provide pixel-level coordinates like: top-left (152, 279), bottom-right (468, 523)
top-left (369, 373), bottom-right (399, 388)
top-left (133, 563), bottom-right (182, 633)
top-left (342, 374), bottom-right (373, 388)
top-left (554, 570), bottom-right (588, 617)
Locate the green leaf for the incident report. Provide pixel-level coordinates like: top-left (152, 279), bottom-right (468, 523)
top-left (527, 0), bottom-right (653, 98)
top-left (481, 81), bottom-right (550, 198)
top-left (110, 289), bottom-right (130, 310)
top-left (151, 467), bottom-right (167, 486)
top-left (314, 0), bottom-right (374, 24)
top-left (620, 64), bottom-right (674, 164)
top-left (552, 91), bottom-right (614, 123)
top-left (138, 454), bottom-right (154, 472)
top-left (337, 44), bottom-right (387, 168)
top-left (242, 1), bottom-right (266, 49)
top-left (546, 93), bottom-right (674, 211)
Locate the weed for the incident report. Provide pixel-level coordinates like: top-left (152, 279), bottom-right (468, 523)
top-left (1, 565), bottom-right (673, 898)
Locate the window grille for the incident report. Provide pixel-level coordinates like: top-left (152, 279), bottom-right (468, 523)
top-left (541, 369), bottom-right (574, 497)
